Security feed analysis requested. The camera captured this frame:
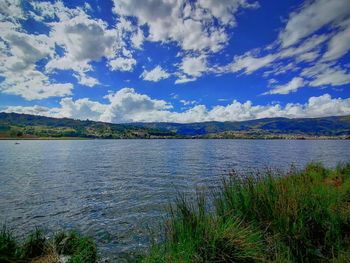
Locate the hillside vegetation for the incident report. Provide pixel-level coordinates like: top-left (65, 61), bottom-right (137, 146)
top-left (133, 116), bottom-right (350, 138)
top-left (0, 112), bottom-right (175, 139)
top-left (1, 112), bottom-right (349, 139)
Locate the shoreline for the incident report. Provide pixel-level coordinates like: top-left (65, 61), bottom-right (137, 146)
top-left (1, 136), bottom-right (349, 140)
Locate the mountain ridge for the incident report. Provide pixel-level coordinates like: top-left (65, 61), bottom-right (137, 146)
top-left (129, 115), bottom-right (350, 137)
top-left (0, 112), bottom-right (349, 139)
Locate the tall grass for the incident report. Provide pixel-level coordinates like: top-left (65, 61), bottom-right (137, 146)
top-left (143, 163), bottom-right (350, 262)
top-left (0, 228), bottom-right (96, 263)
top-left (0, 226), bottom-right (18, 262)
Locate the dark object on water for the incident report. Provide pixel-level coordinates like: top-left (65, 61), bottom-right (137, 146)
top-left (15, 142), bottom-right (20, 145)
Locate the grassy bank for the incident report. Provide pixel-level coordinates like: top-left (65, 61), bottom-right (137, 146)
top-left (143, 163), bottom-right (350, 262)
top-left (0, 228), bottom-right (96, 263)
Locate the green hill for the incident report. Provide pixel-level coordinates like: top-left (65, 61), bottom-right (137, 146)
top-left (0, 112), bottom-right (175, 139)
top-left (132, 116), bottom-right (350, 138)
top-left (1, 112), bottom-right (349, 139)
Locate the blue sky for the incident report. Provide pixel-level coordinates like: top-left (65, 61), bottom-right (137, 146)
top-left (0, 0), bottom-right (350, 123)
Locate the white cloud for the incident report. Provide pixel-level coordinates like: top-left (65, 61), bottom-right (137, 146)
top-left (278, 0), bottom-right (350, 48)
top-left (322, 18), bottom-right (350, 61)
top-left (112, 0), bottom-right (257, 53)
top-left (0, 0), bottom-right (25, 21)
top-left (99, 88), bottom-right (173, 123)
top-left (57, 97), bottom-right (107, 120)
top-left (84, 2), bottom-right (92, 12)
top-left (32, 1), bottom-right (141, 84)
top-left (131, 28), bottom-right (144, 49)
top-left (0, 2), bottom-right (126, 99)
top-left (0, 29), bottom-right (54, 72)
top-left (5, 89), bottom-right (350, 123)
top-left (180, 99), bottom-right (197, 106)
top-left (170, 93), bottom-right (179, 99)
top-left (224, 33), bottom-right (329, 75)
top-left (0, 77), bottom-right (73, 100)
top-left (265, 77), bottom-right (305, 95)
top-left (0, 1), bottom-right (146, 99)
top-left (140, 65), bottom-right (170, 82)
top-left (216, 0), bottom-right (350, 91)
top-left (46, 10), bottom-right (121, 75)
top-left (302, 63), bottom-right (350, 87)
top-left (73, 72), bottom-right (100, 87)
top-left (1, 0), bottom-right (349, 107)
top-left (174, 76), bottom-right (197, 84)
top-left (180, 55), bottom-right (207, 77)
top-left (226, 52), bottom-right (277, 74)
top-left (279, 34), bottom-right (329, 60)
top-left (4, 105), bottom-right (54, 116)
top-left (109, 57), bottom-right (136, 72)
top-left (197, 0), bottom-right (259, 26)
top-left (0, 19), bottom-right (73, 100)
top-left (3, 98), bottom-right (106, 121)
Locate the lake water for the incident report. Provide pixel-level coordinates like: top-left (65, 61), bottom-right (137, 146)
top-left (1, 139), bottom-right (350, 259)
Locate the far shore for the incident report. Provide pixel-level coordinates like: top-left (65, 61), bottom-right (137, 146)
top-left (0, 136), bottom-right (349, 140)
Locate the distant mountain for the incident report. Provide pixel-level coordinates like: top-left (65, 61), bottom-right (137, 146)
top-left (0, 112), bottom-right (349, 139)
top-left (131, 116), bottom-right (350, 138)
top-left (0, 112), bottom-right (175, 139)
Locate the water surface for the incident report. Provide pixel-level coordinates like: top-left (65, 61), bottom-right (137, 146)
top-left (1, 139), bottom-right (350, 258)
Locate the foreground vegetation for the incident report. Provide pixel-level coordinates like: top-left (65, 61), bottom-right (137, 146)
top-left (143, 163), bottom-right (350, 262)
top-left (0, 229), bottom-right (96, 263)
top-left (2, 163), bottom-right (350, 262)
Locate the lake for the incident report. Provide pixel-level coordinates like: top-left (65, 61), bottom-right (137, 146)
top-left (1, 139), bottom-right (350, 259)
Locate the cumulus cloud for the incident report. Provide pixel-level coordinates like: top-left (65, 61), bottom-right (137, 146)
top-left (1, 0), bottom-right (349, 107)
top-left (0, 19), bottom-right (74, 100)
top-left (57, 97), bottom-right (107, 120)
top-left (99, 88), bottom-right (172, 123)
top-left (4, 89), bottom-right (350, 123)
top-left (0, 72), bottom-right (73, 100)
top-left (0, 1), bottom-right (147, 99)
top-left (45, 8), bottom-right (124, 82)
top-left (49, 15), bottom-right (119, 62)
top-left (180, 55), bottom-right (207, 77)
top-left (73, 72), bottom-right (100, 87)
top-left (109, 57), bottom-right (136, 72)
top-left (197, 0), bottom-right (259, 26)
top-left (3, 98), bottom-right (106, 121)
top-left (0, 0), bottom-right (25, 21)
top-left (0, 2), bottom-right (107, 99)
top-left (112, 0), bottom-right (257, 53)
top-left (140, 65), bottom-right (170, 82)
top-left (175, 54), bottom-right (208, 83)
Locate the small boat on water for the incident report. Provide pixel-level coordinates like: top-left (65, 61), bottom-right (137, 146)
top-left (15, 142), bottom-right (20, 145)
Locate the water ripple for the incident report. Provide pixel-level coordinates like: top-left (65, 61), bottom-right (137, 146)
top-left (1, 139), bottom-right (350, 258)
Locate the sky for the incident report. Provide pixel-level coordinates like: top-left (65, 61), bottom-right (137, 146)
top-left (0, 0), bottom-right (350, 123)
